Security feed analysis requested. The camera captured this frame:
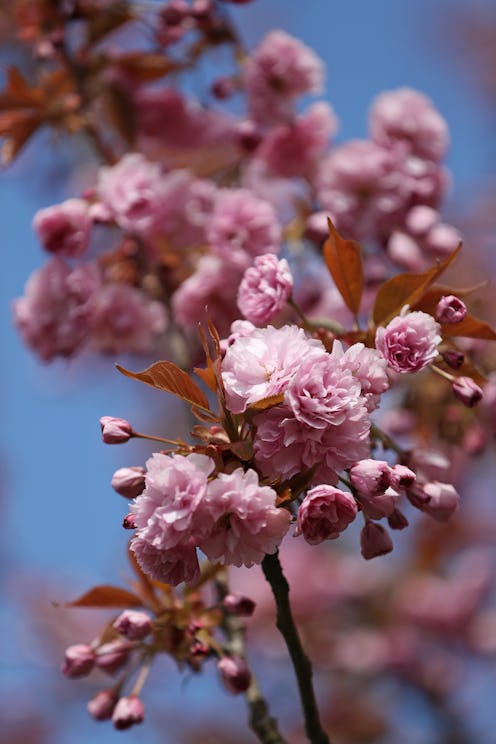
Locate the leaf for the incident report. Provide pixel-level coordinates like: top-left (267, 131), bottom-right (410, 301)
top-left (194, 365), bottom-right (217, 393)
top-left (373, 244), bottom-right (461, 325)
top-left (60, 585), bottom-right (143, 608)
top-left (246, 394), bottom-right (285, 412)
top-left (442, 314), bottom-right (496, 341)
top-left (116, 361), bottom-right (211, 412)
top-left (113, 53), bottom-right (175, 83)
top-left (411, 281), bottom-right (488, 315)
top-left (323, 218), bottom-right (364, 314)
top-left (227, 440), bottom-right (254, 461)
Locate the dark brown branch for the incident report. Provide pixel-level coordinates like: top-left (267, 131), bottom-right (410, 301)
top-left (262, 552), bottom-right (332, 744)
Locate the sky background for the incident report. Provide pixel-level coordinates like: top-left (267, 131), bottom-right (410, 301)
top-left (1, 0), bottom-right (496, 741)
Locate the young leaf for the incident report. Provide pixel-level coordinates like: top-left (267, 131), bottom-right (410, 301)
top-left (442, 314), bottom-right (496, 341)
top-left (411, 281), bottom-right (488, 316)
top-left (373, 244), bottom-right (461, 325)
top-left (60, 585), bottom-right (143, 608)
top-left (323, 218), bottom-right (363, 314)
top-left (116, 361), bottom-right (211, 412)
top-left (246, 394), bottom-right (285, 412)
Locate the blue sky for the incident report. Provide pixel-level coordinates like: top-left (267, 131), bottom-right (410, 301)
top-left (1, 0), bottom-right (495, 740)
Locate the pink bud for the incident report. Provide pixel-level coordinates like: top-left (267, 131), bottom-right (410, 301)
top-left (442, 349), bottom-right (464, 369)
top-left (112, 696), bottom-right (145, 730)
top-left (87, 689), bottom-right (118, 721)
top-left (360, 522), bottom-right (393, 560)
top-left (387, 509), bottom-right (409, 530)
top-left (349, 459), bottom-right (391, 496)
top-left (296, 485), bottom-right (358, 544)
top-left (123, 513), bottom-right (137, 530)
top-left (61, 644), bottom-right (95, 678)
top-left (435, 295), bottom-right (467, 324)
top-left (217, 656), bottom-right (251, 694)
top-left (409, 481), bottom-right (460, 522)
top-left (452, 376), bottom-right (483, 407)
top-left (211, 76), bottom-right (236, 100)
top-left (223, 593), bottom-right (256, 617)
top-left (100, 416), bottom-right (133, 444)
top-left (113, 610), bottom-right (152, 641)
top-left (390, 464), bottom-right (416, 491)
top-left (111, 466), bottom-right (146, 498)
top-left (95, 640), bottom-right (131, 675)
top-left (235, 120), bottom-right (262, 152)
top-left (360, 487), bottom-right (399, 519)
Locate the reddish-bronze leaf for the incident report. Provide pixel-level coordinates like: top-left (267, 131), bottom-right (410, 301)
top-left (116, 361), bottom-right (211, 412)
top-left (373, 244), bottom-right (461, 325)
top-left (61, 585), bottom-right (143, 608)
top-left (247, 393), bottom-right (285, 412)
top-left (0, 67), bottom-right (43, 109)
top-left (412, 281), bottom-right (488, 315)
top-left (114, 52), bottom-right (175, 83)
top-left (228, 440), bottom-right (254, 461)
top-left (442, 314), bottom-right (496, 341)
top-left (323, 218), bottom-right (363, 314)
top-left (194, 365), bottom-right (217, 393)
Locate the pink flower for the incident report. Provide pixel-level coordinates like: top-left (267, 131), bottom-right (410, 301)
top-left (33, 198), bottom-right (92, 257)
top-left (207, 188), bottom-right (282, 268)
top-left (97, 153), bottom-right (167, 234)
top-left (113, 610), bottom-right (152, 641)
top-left (316, 140), bottom-right (408, 241)
top-left (244, 30), bottom-right (324, 124)
top-left (360, 522), bottom-right (394, 559)
top-left (89, 283), bottom-right (167, 354)
top-left (237, 254), bottom-right (293, 325)
top-left (199, 469), bottom-right (291, 567)
top-left (100, 416), bottom-right (133, 444)
top-left (375, 310), bottom-right (441, 373)
top-left (296, 485), bottom-right (358, 544)
top-left (257, 102), bottom-right (337, 178)
top-left (131, 453), bottom-right (215, 549)
top-left (172, 255), bottom-right (244, 336)
top-left (131, 538), bottom-right (201, 585)
top-left (408, 481), bottom-right (460, 522)
top-left (217, 656), bottom-right (251, 694)
top-left (452, 376), bottom-right (483, 407)
top-left (331, 341), bottom-right (389, 411)
top-left (112, 696), bottom-right (144, 730)
top-left (349, 459), bottom-right (392, 496)
top-left (221, 325), bottom-right (325, 413)
top-left (369, 87), bottom-right (449, 161)
top-left (436, 295), bottom-right (467, 324)
top-left (111, 466), bottom-right (146, 498)
top-left (12, 258), bottom-right (100, 361)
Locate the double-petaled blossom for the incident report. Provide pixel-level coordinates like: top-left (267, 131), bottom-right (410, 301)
top-left (375, 310), bottom-right (441, 373)
top-left (295, 485), bottom-right (358, 544)
top-left (237, 253), bottom-right (293, 325)
top-left (331, 341), bottom-right (389, 411)
top-left (33, 198), bottom-right (92, 257)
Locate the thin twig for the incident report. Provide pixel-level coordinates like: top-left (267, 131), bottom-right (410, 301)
top-left (262, 552), bottom-right (332, 744)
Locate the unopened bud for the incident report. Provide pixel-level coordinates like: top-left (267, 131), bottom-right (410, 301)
top-left (211, 76), bottom-right (236, 100)
top-left (123, 513), bottom-right (137, 530)
top-left (390, 464), bottom-right (416, 491)
top-left (112, 695), bottom-right (144, 730)
top-left (435, 295), bottom-right (467, 324)
top-left (350, 459), bottom-right (391, 496)
top-left (111, 467), bottom-right (145, 498)
top-left (223, 593), bottom-right (256, 617)
top-left (452, 376), bottom-right (483, 407)
top-left (387, 509), bottom-right (409, 530)
top-left (95, 640), bottom-right (131, 675)
top-left (235, 120), bottom-right (262, 152)
top-left (113, 610), bottom-right (152, 641)
top-left (61, 643), bottom-right (95, 678)
top-left (100, 416), bottom-right (133, 444)
top-left (442, 349), bottom-right (464, 370)
top-left (217, 656), bottom-right (251, 694)
top-left (408, 481), bottom-right (460, 522)
top-left (360, 522), bottom-right (393, 560)
top-left (87, 689), bottom-right (118, 721)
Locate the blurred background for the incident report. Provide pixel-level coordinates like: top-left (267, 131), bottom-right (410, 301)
top-left (2, 0), bottom-right (496, 742)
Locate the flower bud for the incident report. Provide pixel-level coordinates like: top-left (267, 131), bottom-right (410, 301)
top-left (87, 689), bottom-right (118, 721)
top-left (217, 656), bottom-right (251, 694)
top-left (387, 509), bottom-right (409, 530)
top-left (296, 485), bottom-right (358, 544)
top-left (452, 376), bottom-right (483, 407)
top-left (435, 295), bottom-right (467, 324)
top-left (360, 487), bottom-right (399, 519)
top-left (360, 522), bottom-right (393, 560)
top-left (95, 640), bottom-right (131, 675)
top-left (442, 349), bottom-right (464, 370)
top-left (123, 513), bottom-right (137, 530)
top-left (100, 416), bottom-right (133, 444)
top-left (211, 76), bottom-right (236, 100)
top-left (113, 610), bottom-right (153, 641)
top-left (112, 695), bottom-right (144, 730)
top-left (235, 120), bottom-right (262, 153)
top-left (111, 466), bottom-right (146, 498)
top-left (223, 593), bottom-right (256, 618)
top-left (349, 459), bottom-right (391, 496)
top-left (390, 464), bottom-right (416, 491)
top-left (408, 481), bottom-right (460, 522)
top-left (61, 643), bottom-right (95, 678)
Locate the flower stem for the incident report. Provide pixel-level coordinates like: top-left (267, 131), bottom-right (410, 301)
top-left (261, 552), bottom-right (332, 744)
top-left (214, 572), bottom-right (288, 744)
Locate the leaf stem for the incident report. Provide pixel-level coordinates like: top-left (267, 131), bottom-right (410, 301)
top-left (261, 552), bottom-right (332, 744)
